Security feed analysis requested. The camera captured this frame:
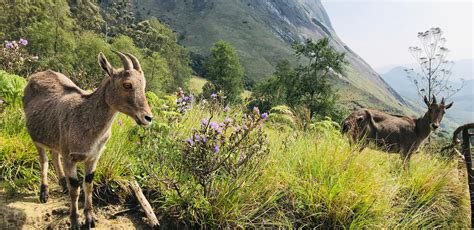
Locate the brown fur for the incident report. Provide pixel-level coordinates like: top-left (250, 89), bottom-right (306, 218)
top-left (342, 96), bottom-right (453, 166)
top-left (23, 51), bottom-right (152, 229)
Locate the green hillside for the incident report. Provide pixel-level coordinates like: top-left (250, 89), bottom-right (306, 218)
top-left (137, 0), bottom-right (411, 114)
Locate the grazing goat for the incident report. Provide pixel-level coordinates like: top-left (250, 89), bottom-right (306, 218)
top-left (22, 51), bottom-right (153, 229)
top-left (342, 95), bottom-right (452, 166)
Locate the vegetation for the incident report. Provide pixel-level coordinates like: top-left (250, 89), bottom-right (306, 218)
top-left (252, 38), bottom-right (347, 123)
top-left (0, 1), bottom-right (470, 229)
top-left (0, 69), bottom-right (470, 227)
top-left (203, 40), bottom-right (244, 103)
top-left (0, 0), bottom-right (191, 92)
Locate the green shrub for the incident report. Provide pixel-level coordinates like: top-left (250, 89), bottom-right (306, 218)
top-left (0, 70), bottom-right (27, 107)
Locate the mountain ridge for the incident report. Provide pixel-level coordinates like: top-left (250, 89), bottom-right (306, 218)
top-left (137, 0), bottom-right (410, 113)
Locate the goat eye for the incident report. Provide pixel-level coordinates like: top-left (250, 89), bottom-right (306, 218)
top-left (123, 83), bottom-right (133, 89)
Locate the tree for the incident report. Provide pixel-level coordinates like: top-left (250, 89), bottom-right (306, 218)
top-left (100, 0), bottom-right (136, 41)
top-left (291, 38), bottom-right (345, 120)
top-left (69, 0), bottom-right (104, 33)
top-left (71, 32), bottom-right (111, 88)
top-left (142, 52), bottom-right (172, 94)
top-left (405, 27), bottom-right (463, 102)
top-left (204, 41), bottom-right (244, 103)
top-left (251, 60), bottom-right (293, 112)
top-left (251, 38), bottom-right (346, 122)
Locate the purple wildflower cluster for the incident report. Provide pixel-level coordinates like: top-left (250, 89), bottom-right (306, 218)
top-left (182, 105), bottom-right (270, 186)
top-left (1, 38), bottom-right (38, 73)
top-left (176, 87), bottom-right (194, 113)
top-left (4, 39), bottom-right (28, 49)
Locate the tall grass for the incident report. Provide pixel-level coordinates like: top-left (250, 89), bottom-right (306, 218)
top-left (0, 97), bottom-right (469, 228)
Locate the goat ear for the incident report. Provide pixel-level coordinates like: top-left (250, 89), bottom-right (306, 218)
top-left (423, 95), bottom-right (430, 107)
top-left (445, 102), bottom-right (453, 109)
top-left (98, 52), bottom-right (114, 77)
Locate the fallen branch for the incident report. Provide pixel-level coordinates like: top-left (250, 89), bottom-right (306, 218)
top-left (129, 180), bottom-right (160, 228)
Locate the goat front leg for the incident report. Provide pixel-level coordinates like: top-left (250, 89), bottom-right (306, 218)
top-left (35, 143), bottom-right (49, 203)
top-left (51, 150), bottom-right (67, 193)
top-left (83, 159), bottom-right (99, 229)
top-left (63, 158), bottom-right (81, 230)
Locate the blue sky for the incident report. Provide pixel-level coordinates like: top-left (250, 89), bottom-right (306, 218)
top-left (322, 0), bottom-right (473, 70)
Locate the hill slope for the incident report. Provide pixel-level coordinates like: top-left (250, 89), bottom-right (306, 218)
top-left (137, 0), bottom-right (409, 112)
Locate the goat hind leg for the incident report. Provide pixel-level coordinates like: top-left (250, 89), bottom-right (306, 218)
top-left (35, 143), bottom-right (49, 203)
top-left (51, 151), bottom-right (67, 193)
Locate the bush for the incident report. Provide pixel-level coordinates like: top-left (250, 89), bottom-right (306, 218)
top-left (0, 70), bottom-right (27, 107)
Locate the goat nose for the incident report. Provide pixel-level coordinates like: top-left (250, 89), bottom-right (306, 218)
top-left (432, 124), bottom-right (439, 129)
top-left (144, 115), bottom-right (153, 123)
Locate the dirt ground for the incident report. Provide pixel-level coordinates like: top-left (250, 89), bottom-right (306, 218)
top-left (0, 185), bottom-right (150, 230)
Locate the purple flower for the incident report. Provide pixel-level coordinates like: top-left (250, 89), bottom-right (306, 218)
top-left (5, 42), bottom-right (13, 49)
top-left (210, 122), bottom-right (219, 130)
top-left (189, 95), bottom-right (194, 102)
top-left (184, 96), bottom-right (189, 101)
top-left (223, 106), bottom-right (230, 113)
top-left (19, 38), bottom-right (28, 46)
top-left (177, 98), bottom-right (183, 103)
top-left (235, 125), bottom-right (241, 132)
top-left (213, 145), bottom-right (220, 153)
top-left (217, 127), bottom-right (223, 134)
top-left (194, 134), bottom-right (201, 141)
top-left (201, 118), bottom-right (209, 126)
top-left (224, 118), bottom-right (233, 124)
top-left (201, 135), bottom-right (207, 143)
top-left (186, 138), bottom-right (194, 146)
top-left (117, 119), bottom-right (123, 126)
top-left (211, 93), bottom-right (217, 99)
top-left (261, 113), bottom-right (269, 120)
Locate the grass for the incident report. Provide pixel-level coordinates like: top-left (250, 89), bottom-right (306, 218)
top-left (0, 95), bottom-right (470, 228)
top-left (188, 76), bottom-right (208, 94)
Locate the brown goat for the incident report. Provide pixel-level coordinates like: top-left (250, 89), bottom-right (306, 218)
top-left (342, 95), bottom-right (453, 166)
top-left (22, 51), bottom-right (153, 229)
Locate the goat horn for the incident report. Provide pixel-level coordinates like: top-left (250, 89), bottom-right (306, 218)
top-left (124, 53), bottom-right (142, 72)
top-left (432, 95), bottom-right (437, 104)
top-left (112, 50), bottom-right (132, 70)
top-left (441, 97), bottom-right (446, 105)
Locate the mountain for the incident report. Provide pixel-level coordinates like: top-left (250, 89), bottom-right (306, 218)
top-left (377, 58), bottom-right (474, 82)
top-left (136, 0), bottom-right (409, 113)
top-left (381, 65), bottom-right (474, 125)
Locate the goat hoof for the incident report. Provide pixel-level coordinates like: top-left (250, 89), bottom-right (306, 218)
top-left (59, 177), bottom-right (68, 193)
top-left (83, 219), bottom-right (96, 229)
top-left (84, 211), bottom-right (96, 228)
top-left (70, 218), bottom-right (80, 230)
top-left (39, 184), bottom-right (48, 203)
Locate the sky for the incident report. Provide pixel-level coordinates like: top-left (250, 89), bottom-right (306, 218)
top-left (322, 0), bottom-right (473, 71)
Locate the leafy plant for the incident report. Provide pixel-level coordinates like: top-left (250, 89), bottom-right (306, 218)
top-left (0, 70), bottom-right (27, 107)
